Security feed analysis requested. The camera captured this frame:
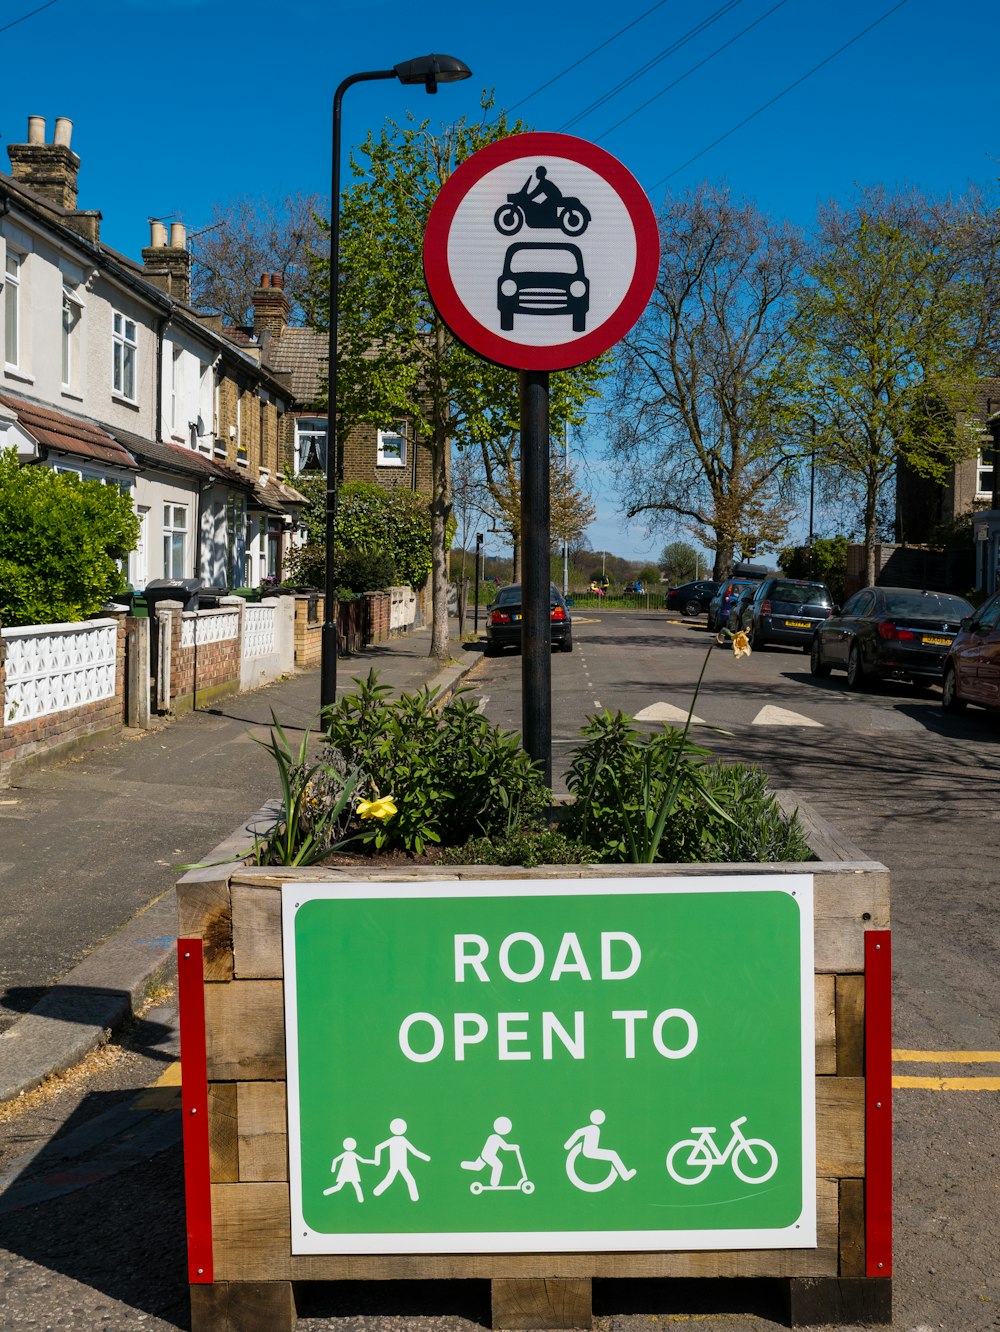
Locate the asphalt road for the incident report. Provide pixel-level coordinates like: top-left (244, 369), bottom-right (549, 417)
top-left (1, 609), bottom-right (997, 1331)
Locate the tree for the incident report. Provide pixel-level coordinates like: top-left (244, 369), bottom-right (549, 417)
top-left (190, 194), bottom-right (326, 325)
top-left (659, 540), bottom-right (699, 583)
top-left (608, 184), bottom-right (807, 580)
top-left (305, 97), bottom-right (605, 659)
top-left (800, 185), bottom-right (999, 586)
top-left (0, 451), bottom-right (138, 627)
top-left (777, 536), bottom-right (849, 605)
top-left (286, 478), bottom-right (436, 592)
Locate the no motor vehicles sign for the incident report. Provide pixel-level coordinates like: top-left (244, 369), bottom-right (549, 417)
top-left (423, 132), bottom-right (659, 371)
top-left (283, 875), bottom-right (816, 1255)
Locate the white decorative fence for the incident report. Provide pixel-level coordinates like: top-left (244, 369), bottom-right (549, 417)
top-left (242, 603), bottom-right (276, 660)
top-left (180, 607), bottom-right (240, 649)
top-left (239, 596), bottom-right (295, 691)
top-left (389, 585), bottom-right (417, 633)
top-left (3, 619), bottom-right (118, 724)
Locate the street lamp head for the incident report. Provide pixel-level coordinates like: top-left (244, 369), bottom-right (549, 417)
top-left (393, 53), bottom-right (472, 95)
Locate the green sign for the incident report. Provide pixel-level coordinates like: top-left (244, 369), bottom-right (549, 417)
top-left (283, 875), bottom-right (816, 1255)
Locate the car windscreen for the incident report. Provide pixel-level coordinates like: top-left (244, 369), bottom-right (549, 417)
top-left (769, 582), bottom-right (831, 607)
top-left (494, 587), bottom-right (521, 606)
top-left (509, 248), bottom-right (579, 274)
top-left (881, 591), bottom-right (971, 618)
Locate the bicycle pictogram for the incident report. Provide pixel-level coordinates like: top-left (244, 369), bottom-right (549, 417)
top-left (665, 1116), bottom-right (777, 1186)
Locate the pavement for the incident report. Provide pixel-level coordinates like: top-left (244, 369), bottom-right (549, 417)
top-left (0, 620), bottom-right (483, 1105)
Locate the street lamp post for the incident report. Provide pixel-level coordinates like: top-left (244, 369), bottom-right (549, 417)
top-left (321, 54), bottom-right (472, 712)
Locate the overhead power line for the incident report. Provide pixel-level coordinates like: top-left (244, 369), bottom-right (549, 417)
top-left (0, 0), bottom-right (59, 36)
top-left (592, 0), bottom-right (791, 142)
top-left (652, 0), bottom-right (911, 189)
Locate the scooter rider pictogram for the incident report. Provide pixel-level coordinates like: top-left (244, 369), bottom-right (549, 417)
top-left (461, 1116), bottom-right (535, 1195)
top-left (494, 165), bottom-right (591, 237)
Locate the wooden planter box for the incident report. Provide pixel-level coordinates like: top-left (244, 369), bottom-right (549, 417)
top-left (175, 794), bottom-right (891, 1331)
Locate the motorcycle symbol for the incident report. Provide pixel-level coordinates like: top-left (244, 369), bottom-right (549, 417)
top-left (494, 167), bottom-right (591, 238)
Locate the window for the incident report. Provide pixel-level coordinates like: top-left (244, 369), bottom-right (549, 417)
top-left (377, 420), bottom-right (407, 468)
top-left (295, 417), bottom-right (327, 473)
top-left (4, 252), bottom-right (21, 367)
top-left (163, 503), bottom-right (188, 578)
top-left (61, 284), bottom-right (83, 388)
top-left (977, 426), bottom-right (998, 499)
top-left (170, 344), bottom-right (183, 433)
top-left (112, 311), bottom-right (137, 399)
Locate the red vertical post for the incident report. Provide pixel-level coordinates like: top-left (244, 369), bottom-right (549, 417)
top-left (178, 938), bottom-right (214, 1283)
top-left (864, 930), bottom-right (892, 1277)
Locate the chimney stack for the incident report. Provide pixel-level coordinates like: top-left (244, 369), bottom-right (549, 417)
top-left (7, 115), bottom-right (80, 210)
top-left (141, 218), bottom-right (191, 304)
top-left (252, 271), bottom-right (291, 338)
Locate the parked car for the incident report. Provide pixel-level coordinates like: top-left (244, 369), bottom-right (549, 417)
top-left (942, 591), bottom-right (1000, 713)
top-left (485, 582), bottom-right (573, 654)
top-left (664, 579), bottom-right (721, 616)
top-left (708, 578), bottom-right (759, 633)
top-left (724, 584), bottom-right (758, 634)
top-left (742, 577), bottom-right (835, 651)
top-left (809, 586), bottom-right (974, 690)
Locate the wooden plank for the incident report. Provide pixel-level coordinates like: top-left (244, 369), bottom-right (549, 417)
top-left (773, 791), bottom-right (875, 864)
top-left (836, 975), bottom-right (865, 1078)
top-left (238, 1082), bottom-right (288, 1182)
top-left (208, 1082), bottom-right (239, 1184)
top-left (839, 1178), bottom-right (866, 1278)
top-left (228, 1280), bottom-right (297, 1332)
top-left (492, 1278), bottom-right (592, 1330)
top-left (816, 1078), bottom-right (864, 1177)
top-left (787, 1276), bottom-right (891, 1326)
top-left (205, 981), bottom-right (285, 1083)
top-left (210, 1178), bottom-right (838, 1283)
top-left (177, 880), bottom-right (233, 982)
top-left (232, 885), bottom-right (282, 979)
top-left (814, 872), bottom-right (890, 974)
top-left (190, 1282), bottom-right (230, 1332)
top-left (815, 975), bottom-right (836, 1076)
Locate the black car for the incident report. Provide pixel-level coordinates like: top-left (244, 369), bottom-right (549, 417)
top-left (743, 578), bottom-right (835, 651)
top-left (497, 243), bottom-right (589, 333)
top-left (664, 579), bottom-right (721, 616)
top-left (485, 583), bottom-right (573, 654)
top-left (810, 585), bottom-right (974, 689)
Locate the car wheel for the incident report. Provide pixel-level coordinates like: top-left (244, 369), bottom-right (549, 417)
top-left (846, 642), bottom-right (868, 691)
top-left (809, 637), bottom-right (831, 677)
top-left (683, 598), bottom-right (702, 616)
top-left (942, 664), bottom-right (966, 713)
top-left (483, 642), bottom-right (500, 657)
top-left (560, 636), bottom-right (573, 653)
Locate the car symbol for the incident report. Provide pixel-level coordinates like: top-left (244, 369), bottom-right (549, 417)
top-left (497, 242), bottom-right (589, 333)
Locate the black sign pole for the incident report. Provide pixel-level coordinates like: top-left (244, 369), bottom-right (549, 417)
top-left (519, 368), bottom-right (552, 786)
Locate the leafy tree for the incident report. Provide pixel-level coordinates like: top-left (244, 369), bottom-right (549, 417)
top-left (659, 540), bottom-right (699, 583)
top-left (800, 185), bottom-right (1000, 585)
top-left (286, 478), bottom-right (437, 591)
top-left (190, 193), bottom-right (326, 325)
top-left (0, 450), bottom-right (139, 626)
top-left (305, 96), bottom-right (605, 659)
top-left (608, 184), bottom-right (807, 580)
top-left (777, 536), bottom-right (849, 605)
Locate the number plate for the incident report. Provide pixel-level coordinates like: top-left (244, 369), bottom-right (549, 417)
top-left (512, 613), bottom-right (522, 622)
top-left (785, 620), bottom-right (810, 629)
top-left (922, 634), bottom-right (950, 646)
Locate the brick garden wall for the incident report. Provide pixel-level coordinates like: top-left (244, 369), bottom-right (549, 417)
top-left (161, 605), bottom-right (243, 716)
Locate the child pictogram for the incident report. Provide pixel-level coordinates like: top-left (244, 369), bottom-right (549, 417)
top-left (322, 1136), bottom-right (373, 1202)
top-left (564, 1109), bottom-right (636, 1192)
top-left (461, 1115), bottom-right (535, 1195)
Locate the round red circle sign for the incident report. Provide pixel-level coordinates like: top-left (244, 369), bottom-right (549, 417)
top-left (424, 132), bottom-right (659, 372)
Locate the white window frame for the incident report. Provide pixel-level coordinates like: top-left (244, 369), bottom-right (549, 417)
top-left (112, 310), bottom-right (137, 401)
top-left (377, 420), bottom-right (407, 468)
top-left (5, 251), bottom-right (21, 369)
top-left (163, 503), bottom-right (188, 578)
top-left (978, 425), bottom-right (998, 500)
top-left (295, 417), bottom-right (327, 474)
top-left (61, 283), bottom-right (84, 390)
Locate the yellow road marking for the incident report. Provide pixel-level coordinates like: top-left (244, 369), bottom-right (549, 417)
top-left (893, 1049), bottom-right (1000, 1063)
top-left (892, 1076), bottom-right (1000, 1091)
top-left (131, 1059), bottom-right (182, 1111)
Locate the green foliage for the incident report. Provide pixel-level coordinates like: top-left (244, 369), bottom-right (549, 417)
top-left (694, 762), bottom-right (811, 863)
top-left (337, 549), bottom-right (396, 594)
top-left (0, 449), bottom-right (139, 626)
top-left (250, 714), bottom-right (360, 866)
top-left (321, 671), bottom-right (549, 856)
top-left (287, 478), bottom-right (436, 589)
top-left (660, 541), bottom-right (700, 583)
top-left (439, 826), bottom-right (592, 868)
top-left (777, 536), bottom-right (849, 604)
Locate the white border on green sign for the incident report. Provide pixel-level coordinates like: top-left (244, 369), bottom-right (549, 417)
top-left (282, 875), bottom-right (816, 1255)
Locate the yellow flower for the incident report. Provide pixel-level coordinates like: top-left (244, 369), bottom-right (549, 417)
top-left (731, 630), bottom-right (752, 658)
top-left (357, 795), bottom-right (397, 821)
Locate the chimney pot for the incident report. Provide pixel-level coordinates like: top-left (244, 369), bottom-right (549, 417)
top-left (27, 115), bottom-right (45, 145)
top-left (150, 220), bottom-right (168, 247)
top-left (53, 117), bottom-right (73, 149)
top-left (271, 273), bottom-right (284, 291)
top-left (260, 272), bottom-right (271, 289)
top-left (169, 221), bottom-right (187, 249)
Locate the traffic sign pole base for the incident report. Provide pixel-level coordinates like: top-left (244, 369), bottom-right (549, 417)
top-left (492, 1277), bottom-right (593, 1331)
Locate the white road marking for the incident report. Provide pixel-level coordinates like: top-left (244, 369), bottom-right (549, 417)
top-left (476, 696), bottom-right (489, 714)
top-left (634, 702), bottom-right (708, 725)
top-left (751, 705), bottom-right (823, 728)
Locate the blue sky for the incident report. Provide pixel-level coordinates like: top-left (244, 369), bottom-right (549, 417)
top-left (3, 0), bottom-right (996, 563)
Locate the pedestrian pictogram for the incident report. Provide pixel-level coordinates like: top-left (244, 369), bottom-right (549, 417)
top-left (424, 132), bottom-right (659, 371)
